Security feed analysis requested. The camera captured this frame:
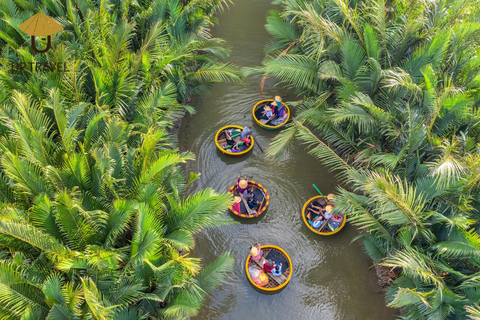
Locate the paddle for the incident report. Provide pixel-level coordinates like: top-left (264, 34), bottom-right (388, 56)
top-left (312, 184), bottom-right (329, 205)
top-left (254, 136), bottom-right (264, 153)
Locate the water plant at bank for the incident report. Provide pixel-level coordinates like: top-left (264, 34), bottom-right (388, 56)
top-left (253, 0), bottom-right (480, 318)
top-left (0, 0), bottom-right (240, 318)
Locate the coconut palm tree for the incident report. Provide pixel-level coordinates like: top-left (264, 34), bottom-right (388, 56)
top-left (250, 0), bottom-right (480, 318)
top-left (0, 90), bottom-right (235, 319)
top-left (0, 0), bottom-right (242, 123)
top-left (248, 0), bottom-right (480, 179)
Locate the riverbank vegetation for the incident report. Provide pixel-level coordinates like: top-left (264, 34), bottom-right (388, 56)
top-left (254, 0), bottom-right (480, 318)
top-left (0, 0), bottom-right (240, 318)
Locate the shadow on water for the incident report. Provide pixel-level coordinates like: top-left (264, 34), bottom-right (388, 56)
top-left (216, 149), bottom-right (254, 164)
top-left (228, 209), bottom-right (268, 224)
top-left (178, 0), bottom-right (397, 319)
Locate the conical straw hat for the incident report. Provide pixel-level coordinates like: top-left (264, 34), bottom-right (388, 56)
top-left (19, 13), bottom-right (63, 36)
top-left (239, 179), bottom-right (248, 189)
top-left (327, 193), bottom-right (335, 201)
top-left (274, 96), bottom-right (282, 102)
top-left (234, 196), bottom-right (242, 203)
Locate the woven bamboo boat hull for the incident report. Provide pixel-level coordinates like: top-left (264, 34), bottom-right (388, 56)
top-left (245, 245), bottom-right (292, 292)
top-left (215, 125), bottom-right (254, 156)
top-left (252, 99), bottom-right (290, 130)
top-left (302, 195), bottom-right (346, 235)
top-left (228, 180), bottom-right (269, 218)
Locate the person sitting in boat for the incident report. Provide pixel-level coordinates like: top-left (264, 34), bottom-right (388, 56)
top-left (307, 206), bottom-right (325, 228)
top-left (310, 197), bottom-right (326, 210)
top-left (272, 96), bottom-right (284, 116)
top-left (225, 129), bottom-right (235, 145)
top-left (307, 198), bottom-right (326, 218)
top-left (259, 106), bottom-right (274, 121)
top-left (231, 196), bottom-right (242, 213)
top-left (239, 126), bottom-right (252, 146)
top-left (272, 262), bottom-right (283, 276)
top-left (229, 144), bottom-right (242, 153)
top-left (324, 205), bottom-right (334, 220)
top-left (247, 195), bottom-right (258, 210)
top-left (237, 176), bottom-right (249, 194)
top-left (223, 130), bottom-right (240, 150)
top-left (242, 185), bottom-right (256, 199)
top-left (263, 259), bottom-right (276, 273)
top-left (250, 242), bottom-right (263, 262)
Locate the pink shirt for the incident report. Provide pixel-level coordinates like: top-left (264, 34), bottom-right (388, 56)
top-left (232, 202), bottom-right (241, 213)
top-left (251, 243), bottom-right (262, 261)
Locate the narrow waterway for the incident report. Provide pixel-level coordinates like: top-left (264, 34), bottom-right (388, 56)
top-left (179, 1), bottom-right (396, 319)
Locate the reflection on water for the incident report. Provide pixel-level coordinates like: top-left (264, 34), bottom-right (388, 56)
top-left (178, 0), bottom-right (396, 319)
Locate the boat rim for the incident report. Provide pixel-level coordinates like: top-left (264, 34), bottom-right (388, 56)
top-left (227, 180), bottom-right (269, 218)
top-left (252, 99), bottom-right (290, 129)
top-left (245, 245), bottom-right (293, 291)
top-left (215, 125), bottom-right (254, 156)
top-left (301, 195), bottom-right (347, 235)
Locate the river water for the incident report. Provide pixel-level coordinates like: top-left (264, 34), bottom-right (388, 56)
top-left (178, 0), bottom-right (397, 319)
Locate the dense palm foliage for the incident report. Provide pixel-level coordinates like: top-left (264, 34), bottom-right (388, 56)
top-left (253, 0), bottom-right (480, 318)
top-left (0, 0), bottom-right (238, 319)
top-left (0, 0), bottom-right (241, 124)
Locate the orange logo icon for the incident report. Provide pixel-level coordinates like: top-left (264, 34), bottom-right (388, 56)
top-left (18, 13), bottom-right (63, 53)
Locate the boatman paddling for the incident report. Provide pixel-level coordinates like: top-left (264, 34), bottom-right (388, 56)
top-left (240, 125), bottom-right (252, 146)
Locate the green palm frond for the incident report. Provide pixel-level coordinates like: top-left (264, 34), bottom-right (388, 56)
top-left (383, 248), bottom-right (442, 287)
top-left (0, 220), bottom-right (68, 256)
top-left (81, 277), bottom-right (112, 319)
top-left (293, 120), bottom-right (353, 182)
top-left (195, 252), bottom-right (233, 293)
top-left (42, 274), bottom-right (65, 307)
top-left (165, 189), bottom-right (234, 235)
top-left (467, 304), bottom-right (480, 320)
top-left (260, 54), bottom-right (320, 93)
top-left (266, 124), bottom-right (299, 160)
top-left (188, 63), bottom-right (242, 84)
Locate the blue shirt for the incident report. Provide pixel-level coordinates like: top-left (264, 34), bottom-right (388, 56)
top-left (240, 126), bottom-right (252, 139)
top-left (272, 264), bottom-right (282, 276)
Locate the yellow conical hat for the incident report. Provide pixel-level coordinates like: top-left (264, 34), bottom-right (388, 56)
top-left (239, 179), bottom-right (248, 189)
top-left (19, 13), bottom-right (63, 36)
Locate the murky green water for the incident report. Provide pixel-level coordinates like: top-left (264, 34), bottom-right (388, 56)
top-left (179, 0), bottom-right (397, 319)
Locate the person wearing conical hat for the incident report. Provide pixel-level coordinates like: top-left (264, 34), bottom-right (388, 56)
top-left (273, 96), bottom-right (282, 108)
top-left (324, 205), bottom-right (334, 220)
top-left (259, 105), bottom-right (274, 121)
top-left (237, 175), bottom-right (249, 194)
top-left (250, 241), bottom-right (263, 262)
top-left (272, 96), bottom-right (287, 118)
top-left (231, 196), bottom-right (242, 213)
